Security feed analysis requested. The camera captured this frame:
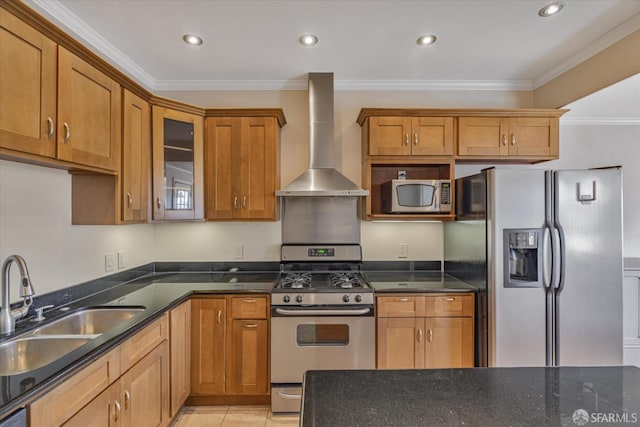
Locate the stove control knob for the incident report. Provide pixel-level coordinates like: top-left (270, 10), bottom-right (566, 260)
top-left (343, 295), bottom-right (350, 303)
top-left (355, 295), bottom-right (362, 303)
top-left (283, 295), bottom-right (290, 303)
top-left (295, 295), bottom-right (303, 303)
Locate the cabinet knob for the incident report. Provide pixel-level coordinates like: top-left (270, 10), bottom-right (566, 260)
top-left (502, 134), bottom-right (507, 146)
top-left (63, 122), bottom-right (71, 143)
top-left (47, 117), bottom-right (54, 140)
top-left (511, 134), bottom-right (516, 145)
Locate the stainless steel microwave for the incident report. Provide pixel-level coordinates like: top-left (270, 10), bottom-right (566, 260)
top-left (381, 179), bottom-right (452, 213)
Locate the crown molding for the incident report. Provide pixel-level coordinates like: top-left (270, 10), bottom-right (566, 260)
top-left (561, 117), bottom-right (640, 126)
top-left (533, 13), bottom-right (640, 89)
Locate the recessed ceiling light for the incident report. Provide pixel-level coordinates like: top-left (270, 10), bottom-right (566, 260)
top-left (538, 1), bottom-right (566, 17)
top-left (299, 34), bottom-right (318, 46)
top-left (416, 34), bottom-right (437, 46)
top-left (182, 34), bottom-right (203, 46)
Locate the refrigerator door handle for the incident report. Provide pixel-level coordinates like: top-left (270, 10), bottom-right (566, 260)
top-left (543, 171), bottom-right (556, 290)
top-left (541, 225), bottom-right (553, 289)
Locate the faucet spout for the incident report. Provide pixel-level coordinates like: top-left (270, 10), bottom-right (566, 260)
top-left (1, 255), bottom-right (35, 335)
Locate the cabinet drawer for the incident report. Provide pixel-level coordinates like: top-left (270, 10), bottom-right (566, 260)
top-left (377, 296), bottom-right (426, 317)
top-left (29, 346), bottom-right (120, 427)
top-left (425, 294), bottom-right (474, 317)
top-left (120, 313), bottom-right (168, 372)
top-left (231, 296), bottom-right (268, 319)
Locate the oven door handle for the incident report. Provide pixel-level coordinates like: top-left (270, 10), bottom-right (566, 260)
top-left (274, 307), bottom-right (371, 316)
top-left (277, 391), bottom-right (302, 399)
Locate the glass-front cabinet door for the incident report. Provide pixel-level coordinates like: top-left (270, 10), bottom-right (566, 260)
top-left (151, 106), bottom-right (204, 220)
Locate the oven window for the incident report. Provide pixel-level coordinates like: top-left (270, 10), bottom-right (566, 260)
top-left (296, 324), bottom-right (349, 346)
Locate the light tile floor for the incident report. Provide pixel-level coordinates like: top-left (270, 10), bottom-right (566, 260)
top-left (172, 406), bottom-right (299, 427)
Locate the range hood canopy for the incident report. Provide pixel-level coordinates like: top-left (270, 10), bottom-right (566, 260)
top-left (276, 73), bottom-right (369, 197)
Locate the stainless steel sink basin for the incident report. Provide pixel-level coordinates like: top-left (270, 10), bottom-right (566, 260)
top-left (31, 307), bottom-right (145, 336)
top-left (0, 336), bottom-right (90, 375)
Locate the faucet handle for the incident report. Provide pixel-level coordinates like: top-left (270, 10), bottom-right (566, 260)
top-left (33, 305), bottom-right (54, 321)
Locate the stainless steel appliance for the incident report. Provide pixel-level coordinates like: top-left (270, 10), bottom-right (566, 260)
top-left (381, 179), bottom-right (452, 213)
top-left (446, 167), bottom-right (623, 367)
top-left (270, 244), bottom-right (375, 413)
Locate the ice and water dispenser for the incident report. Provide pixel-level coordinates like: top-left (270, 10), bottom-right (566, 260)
top-left (503, 229), bottom-right (542, 288)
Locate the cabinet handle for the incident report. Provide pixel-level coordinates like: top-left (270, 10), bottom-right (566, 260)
top-left (404, 133), bottom-right (409, 145)
top-left (417, 328), bottom-right (423, 343)
top-left (428, 328), bottom-right (433, 342)
top-left (243, 323), bottom-right (258, 328)
top-left (502, 134), bottom-right (507, 146)
top-left (156, 197), bottom-right (161, 209)
top-left (47, 117), bottom-right (54, 139)
top-left (243, 299), bottom-right (257, 303)
top-left (114, 400), bottom-right (121, 422)
top-left (394, 298), bottom-right (409, 302)
top-left (124, 390), bottom-right (131, 410)
top-left (511, 134), bottom-right (516, 145)
top-left (217, 309), bottom-right (222, 325)
top-left (127, 192), bottom-right (133, 207)
top-left (242, 196), bottom-right (247, 209)
top-left (414, 133), bottom-right (418, 145)
top-left (443, 297), bottom-right (455, 302)
top-left (233, 196), bottom-right (238, 209)
top-left (63, 122), bottom-right (70, 143)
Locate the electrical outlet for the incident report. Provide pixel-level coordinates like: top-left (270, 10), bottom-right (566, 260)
top-left (398, 243), bottom-right (409, 258)
top-left (233, 244), bottom-right (244, 259)
top-left (117, 251), bottom-right (126, 269)
top-left (398, 170), bottom-right (407, 180)
top-left (105, 253), bottom-right (115, 272)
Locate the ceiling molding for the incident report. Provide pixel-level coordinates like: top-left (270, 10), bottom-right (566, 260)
top-left (30, 0), bottom-right (156, 90)
top-left (533, 13), bottom-right (640, 89)
top-left (561, 117), bottom-right (640, 126)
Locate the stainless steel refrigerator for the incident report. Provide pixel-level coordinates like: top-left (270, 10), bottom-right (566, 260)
top-left (445, 167), bottom-right (623, 367)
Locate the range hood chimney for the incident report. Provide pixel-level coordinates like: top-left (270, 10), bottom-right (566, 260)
top-left (275, 73), bottom-right (369, 197)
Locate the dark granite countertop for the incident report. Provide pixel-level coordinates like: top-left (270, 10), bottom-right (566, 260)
top-left (364, 271), bottom-right (478, 292)
top-left (301, 367), bottom-right (640, 427)
top-left (0, 271), bottom-right (277, 418)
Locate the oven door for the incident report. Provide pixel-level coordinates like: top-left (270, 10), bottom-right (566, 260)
top-left (270, 306), bottom-right (375, 384)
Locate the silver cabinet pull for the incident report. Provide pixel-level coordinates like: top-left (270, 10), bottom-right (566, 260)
top-left (414, 133), bottom-right (418, 145)
top-left (428, 328), bottom-right (433, 342)
top-left (404, 133), bottom-right (409, 145)
top-left (502, 134), bottom-right (507, 146)
top-left (243, 299), bottom-right (257, 303)
top-left (443, 297), bottom-right (455, 302)
top-left (156, 197), bottom-right (161, 209)
top-left (63, 122), bottom-right (70, 143)
top-left (395, 298), bottom-right (409, 302)
top-left (217, 309), bottom-right (222, 325)
top-left (242, 196), bottom-right (247, 209)
top-left (233, 196), bottom-right (238, 209)
top-left (127, 192), bottom-right (132, 207)
top-left (511, 134), bottom-right (516, 145)
top-left (243, 323), bottom-right (258, 328)
top-left (417, 328), bottom-right (423, 343)
top-left (114, 400), bottom-right (121, 422)
top-left (124, 390), bottom-right (131, 409)
top-left (47, 117), bottom-right (54, 139)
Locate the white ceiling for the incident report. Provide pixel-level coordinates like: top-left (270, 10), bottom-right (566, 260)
top-left (24, 0), bottom-right (640, 92)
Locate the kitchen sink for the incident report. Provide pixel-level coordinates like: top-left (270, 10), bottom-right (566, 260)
top-left (30, 307), bottom-right (145, 336)
top-left (0, 336), bottom-right (91, 376)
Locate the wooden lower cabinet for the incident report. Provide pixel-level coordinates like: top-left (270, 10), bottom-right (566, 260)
top-left (62, 381), bottom-right (121, 427)
top-left (376, 293), bottom-right (475, 369)
top-left (170, 300), bottom-right (191, 417)
top-left (189, 295), bottom-right (269, 404)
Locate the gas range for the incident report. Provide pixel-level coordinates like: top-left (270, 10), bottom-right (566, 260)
top-left (271, 244), bottom-right (374, 306)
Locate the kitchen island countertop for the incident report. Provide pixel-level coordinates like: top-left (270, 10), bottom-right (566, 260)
top-left (301, 366), bottom-right (640, 427)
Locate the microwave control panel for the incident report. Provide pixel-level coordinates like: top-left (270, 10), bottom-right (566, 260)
top-left (440, 182), bottom-right (451, 205)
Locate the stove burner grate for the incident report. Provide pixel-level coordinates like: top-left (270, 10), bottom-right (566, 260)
top-left (330, 272), bottom-right (364, 289)
top-left (280, 272), bottom-right (312, 288)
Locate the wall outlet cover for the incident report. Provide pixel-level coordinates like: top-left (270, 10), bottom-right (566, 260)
top-left (233, 244), bottom-right (244, 259)
top-left (105, 253), bottom-right (115, 272)
top-left (398, 243), bottom-right (409, 258)
top-left (117, 251), bottom-right (126, 269)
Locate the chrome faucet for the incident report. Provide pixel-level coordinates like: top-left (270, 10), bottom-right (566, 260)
top-left (1, 255), bottom-right (35, 334)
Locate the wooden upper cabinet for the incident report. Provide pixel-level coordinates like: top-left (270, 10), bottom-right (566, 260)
top-left (0, 9), bottom-right (57, 158)
top-left (122, 90), bottom-right (150, 223)
top-left (368, 116), bottom-right (453, 156)
top-left (151, 106), bottom-right (204, 221)
top-left (457, 115), bottom-right (560, 160)
top-left (205, 112), bottom-right (283, 221)
top-left (57, 46), bottom-right (121, 170)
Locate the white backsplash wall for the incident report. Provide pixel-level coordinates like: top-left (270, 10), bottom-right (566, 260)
top-left (361, 221), bottom-right (444, 262)
top-left (0, 160), bottom-right (155, 301)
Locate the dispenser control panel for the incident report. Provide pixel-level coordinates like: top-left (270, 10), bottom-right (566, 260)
top-left (503, 228), bottom-right (543, 288)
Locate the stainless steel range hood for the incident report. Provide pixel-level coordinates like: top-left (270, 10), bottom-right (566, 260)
top-left (276, 73), bottom-right (369, 197)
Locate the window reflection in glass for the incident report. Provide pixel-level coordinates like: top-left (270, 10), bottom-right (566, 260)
top-left (163, 118), bottom-right (194, 210)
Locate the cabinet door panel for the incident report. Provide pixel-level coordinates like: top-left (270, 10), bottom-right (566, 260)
top-left (369, 117), bottom-right (411, 156)
top-left (377, 318), bottom-right (424, 369)
top-left (191, 298), bottom-right (226, 395)
top-left (241, 117), bottom-right (277, 219)
top-left (57, 47), bottom-right (120, 170)
top-left (170, 300), bottom-right (191, 417)
top-left (411, 117), bottom-right (453, 156)
top-left (227, 319), bottom-right (269, 395)
top-left (458, 117), bottom-right (508, 157)
top-left (62, 381), bottom-right (121, 427)
top-left (425, 317), bottom-right (474, 368)
top-left (508, 117), bottom-right (557, 157)
top-left (122, 90), bottom-right (150, 222)
top-left (205, 117), bottom-right (239, 219)
top-left (377, 296), bottom-right (425, 318)
top-left (0, 10), bottom-right (57, 157)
